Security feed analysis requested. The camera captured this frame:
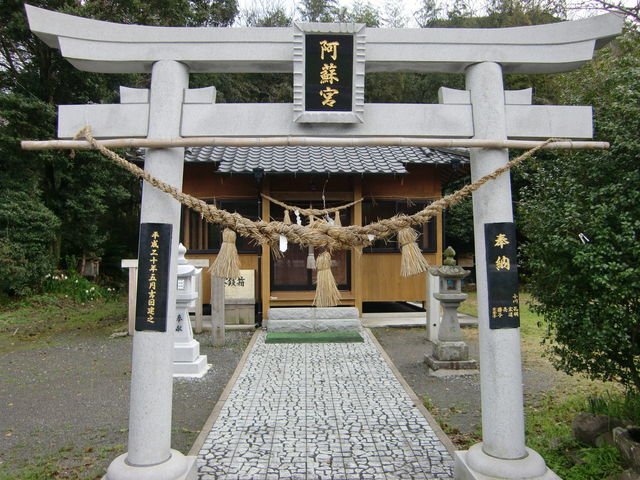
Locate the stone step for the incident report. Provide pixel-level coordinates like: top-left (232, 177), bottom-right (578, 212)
top-left (267, 307), bottom-right (360, 332)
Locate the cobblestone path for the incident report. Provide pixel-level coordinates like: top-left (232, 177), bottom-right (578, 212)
top-left (197, 331), bottom-right (454, 479)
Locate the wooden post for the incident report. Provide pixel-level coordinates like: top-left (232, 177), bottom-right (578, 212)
top-left (352, 177), bottom-right (363, 315)
top-left (128, 267), bottom-right (137, 335)
top-left (211, 276), bottom-right (225, 346)
top-left (22, 137), bottom-right (611, 151)
top-left (121, 259), bottom-right (139, 336)
top-left (260, 176), bottom-right (271, 328)
top-left (194, 269), bottom-right (204, 334)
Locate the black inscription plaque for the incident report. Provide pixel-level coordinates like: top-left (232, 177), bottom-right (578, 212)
top-left (305, 34), bottom-right (354, 112)
top-left (135, 223), bottom-right (172, 332)
top-left (484, 222), bottom-right (520, 329)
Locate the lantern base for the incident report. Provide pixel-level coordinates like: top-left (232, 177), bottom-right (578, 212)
top-left (173, 354), bottom-right (210, 378)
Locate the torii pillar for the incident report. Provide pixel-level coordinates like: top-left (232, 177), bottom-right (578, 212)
top-left (24, 5), bottom-right (623, 479)
top-left (455, 62), bottom-right (553, 479)
top-left (104, 60), bottom-right (197, 480)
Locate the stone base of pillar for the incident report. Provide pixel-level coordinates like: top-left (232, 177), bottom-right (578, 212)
top-left (104, 449), bottom-right (198, 480)
top-left (454, 444), bottom-right (560, 480)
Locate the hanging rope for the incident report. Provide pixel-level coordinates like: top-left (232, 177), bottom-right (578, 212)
top-left (77, 126), bottom-right (555, 253)
top-left (261, 193), bottom-right (363, 216)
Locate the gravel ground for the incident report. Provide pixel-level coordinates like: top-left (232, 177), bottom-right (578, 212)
top-left (371, 326), bottom-right (558, 442)
top-left (0, 329), bottom-right (253, 479)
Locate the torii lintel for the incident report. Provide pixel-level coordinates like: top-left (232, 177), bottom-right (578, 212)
top-left (25, 4), bottom-right (623, 75)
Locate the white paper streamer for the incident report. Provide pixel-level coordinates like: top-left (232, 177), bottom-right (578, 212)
top-left (294, 209), bottom-right (302, 225)
top-left (279, 234), bottom-right (288, 252)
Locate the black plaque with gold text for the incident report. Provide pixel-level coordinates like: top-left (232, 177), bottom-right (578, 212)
top-left (305, 34), bottom-right (354, 112)
top-left (135, 223), bottom-right (172, 332)
top-left (484, 222), bottom-right (520, 329)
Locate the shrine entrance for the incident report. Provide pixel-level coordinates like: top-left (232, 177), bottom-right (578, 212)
top-left (23, 5), bottom-right (623, 480)
top-left (270, 201), bottom-right (352, 293)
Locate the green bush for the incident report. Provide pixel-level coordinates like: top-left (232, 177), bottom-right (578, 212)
top-left (520, 29), bottom-right (640, 392)
top-left (0, 191), bottom-right (60, 296)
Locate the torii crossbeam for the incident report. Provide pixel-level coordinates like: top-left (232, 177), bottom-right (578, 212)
top-left (24, 5), bottom-right (623, 480)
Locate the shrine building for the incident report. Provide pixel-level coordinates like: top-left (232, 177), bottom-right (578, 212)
top-left (178, 145), bottom-right (468, 320)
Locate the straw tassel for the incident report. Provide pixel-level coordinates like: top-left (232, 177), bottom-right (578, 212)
top-left (313, 251), bottom-right (341, 307)
top-left (334, 211), bottom-right (342, 227)
top-left (398, 227), bottom-right (429, 277)
top-left (306, 245), bottom-right (316, 270)
top-left (283, 209), bottom-right (291, 225)
top-left (210, 228), bottom-right (241, 279)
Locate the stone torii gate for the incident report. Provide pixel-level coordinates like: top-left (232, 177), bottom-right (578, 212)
top-left (25, 5), bottom-right (623, 480)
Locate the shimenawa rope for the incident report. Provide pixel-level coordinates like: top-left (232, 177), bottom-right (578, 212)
top-left (76, 126), bottom-right (556, 306)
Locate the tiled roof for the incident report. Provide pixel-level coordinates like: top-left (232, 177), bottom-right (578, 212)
top-left (184, 145), bottom-right (468, 174)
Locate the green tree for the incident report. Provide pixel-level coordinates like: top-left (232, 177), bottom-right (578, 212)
top-left (520, 27), bottom-right (640, 391)
top-left (0, 0), bottom-right (240, 295)
top-left (298, 0), bottom-right (341, 22)
top-left (0, 190), bottom-right (60, 296)
top-left (242, 0), bottom-right (292, 27)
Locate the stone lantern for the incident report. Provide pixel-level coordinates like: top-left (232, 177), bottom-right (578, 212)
top-left (173, 243), bottom-right (210, 378)
top-left (425, 247), bottom-right (478, 372)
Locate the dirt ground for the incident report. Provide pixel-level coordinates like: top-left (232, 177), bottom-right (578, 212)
top-left (371, 325), bottom-right (559, 445)
top-left (0, 329), bottom-right (252, 479)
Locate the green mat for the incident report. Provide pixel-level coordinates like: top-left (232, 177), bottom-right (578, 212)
top-left (265, 331), bottom-right (364, 344)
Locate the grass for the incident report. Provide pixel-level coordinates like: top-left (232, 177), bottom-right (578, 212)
top-left (0, 292), bottom-right (129, 478)
top-left (586, 390), bottom-right (640, 425)
top-left (422, 395), bottom-right (482, 450)
top-left (0, 442), bottom-right (124, 480)
top-left (455, 290), bottom-right (627, 479)
top-left (0, 293), bottom-right (127, 354)
top-left (526, 394), bottom-right (624, 479)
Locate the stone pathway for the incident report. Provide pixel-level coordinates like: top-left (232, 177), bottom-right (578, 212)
top-left (197, 331), bottom-right (454, 480)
